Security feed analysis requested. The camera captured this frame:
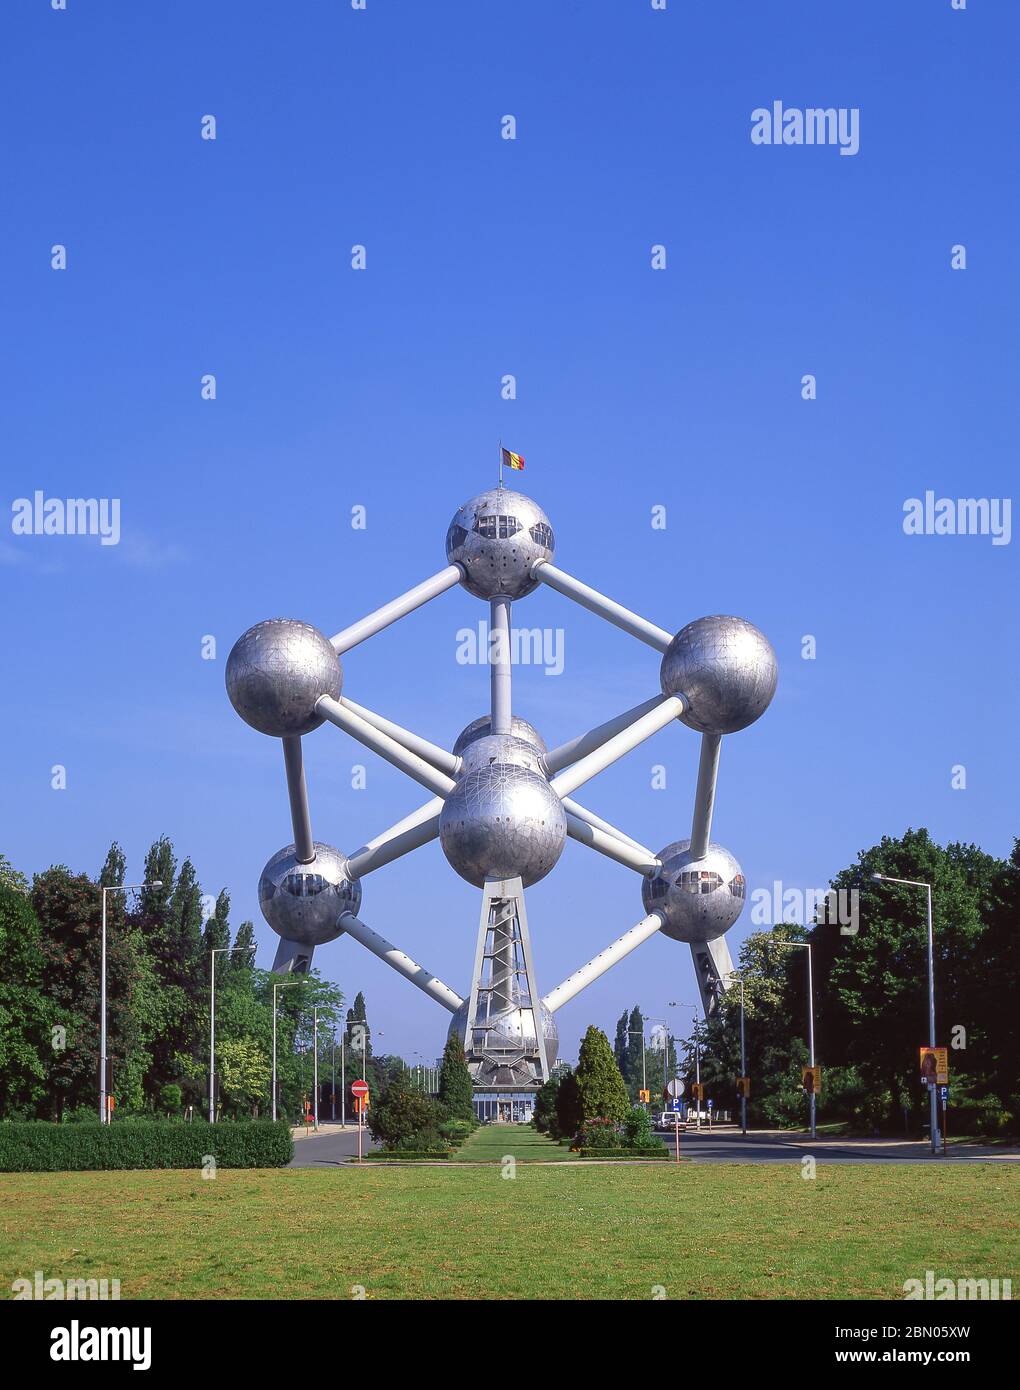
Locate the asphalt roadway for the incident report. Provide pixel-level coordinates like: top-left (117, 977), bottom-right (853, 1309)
top-left (288, 1123), bottom-right (1018, 1167)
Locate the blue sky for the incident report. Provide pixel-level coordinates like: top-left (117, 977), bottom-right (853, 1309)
top-left (2, 0), bottom-right (1017, 1064)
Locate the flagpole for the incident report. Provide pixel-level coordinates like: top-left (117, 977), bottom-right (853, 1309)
top-left (498, 438), bottom-right (503, 489)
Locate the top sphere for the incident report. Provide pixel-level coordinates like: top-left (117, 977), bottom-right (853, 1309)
top-left (445, 488), bottom-right (555, 600)
top-left (226, 619), bottom-right (342, 737)
top-left (660, 615), bottom-right (777, 735)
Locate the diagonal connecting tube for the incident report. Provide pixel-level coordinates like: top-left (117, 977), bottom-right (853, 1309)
top-left (315, 696), bottom-right (456, 798)
top-left (339, 913), bottom-right (464, 1014)
top-left (532, 560), bottom-right (673, 653)
top-left (347, 797), bottom-right (444, 879)
top-left (564, 812), bottom-right (659, 874)
top-left (330, 564), bottom-right (463, 654)
top-left (542, 912), bottom-right (666, 1014)
top-left (549, 694), bottom-right (685, 800)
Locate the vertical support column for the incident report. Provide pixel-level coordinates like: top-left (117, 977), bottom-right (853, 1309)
top-left (689, 733), bottom-right (721, 861)
top-left (690, 935), bottom-right (734, 1018)
top-left (489, 596), bottom-right (512, 736)
top-left (282, 735), bottom-right (315, 864)
top-left (460, 877), bottom-right (549, 1088)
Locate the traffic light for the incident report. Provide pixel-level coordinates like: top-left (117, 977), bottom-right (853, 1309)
top-left (639, 1089), bottom-right (650, 1103)
top-left (735, 1076), bottom-right (751, 1099)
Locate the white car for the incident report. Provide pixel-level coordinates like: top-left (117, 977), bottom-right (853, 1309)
top-left (656, 1110), bottom-right (684, 1129)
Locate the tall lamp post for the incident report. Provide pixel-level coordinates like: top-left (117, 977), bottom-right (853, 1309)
top-left (724, 972), bottom-right (747, 1136)
top-left (769, 940), bottom-right (816, 1139)
top-left (209, 943), bottom-right (256, 1123)
top-left (99, 879), bottom-right (162, 1123)
top-left (271, 980), bottom-right (303, 1122)
top-left (871, 873), bottom-right (940, 1154)
top-left (669, 1001), bottom-right (700, 1128)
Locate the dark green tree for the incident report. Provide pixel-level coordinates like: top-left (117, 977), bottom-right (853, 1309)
top-left (437, 1033), bottom-right (474, 1121)
top-left (367, 1071), bottom-right (441, 1148)
top-left (0, 883), bottom-right (56, 1115)
top-left (554, 1069), bottom-right (582, 1139)
top-left (575, 1024), bottom-right (630, 1125)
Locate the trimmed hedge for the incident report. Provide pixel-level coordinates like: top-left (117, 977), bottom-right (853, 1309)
top-left (364, 1150), bottom-right (454, 1162)
top-left (575, 1147), bottom-right (673, 1159)
top-left (0, 1120), bottom-right (293, 1172)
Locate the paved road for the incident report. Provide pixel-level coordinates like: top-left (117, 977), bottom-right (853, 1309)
top-left (288, 1123), bottom-right (379, 1167)
top-left (288, 1123), bottom-right (1017, 1167)
top-left (653, 1127), bottom-right (1019, 1165)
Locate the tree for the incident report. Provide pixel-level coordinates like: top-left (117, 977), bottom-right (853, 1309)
top-left (33, 864), bottom-right (145, 1117)
top-left (0, 883), bottom-right (56, 1115)
top-left (533, 1072), bottom-right (561, 1133)
top-left (217, 1037), bottom-right (271, 1117)
top-left (437, 1033), bottom-right (474, 1121)
top-left (367, 1071), bottom-right (441, 1148)
top-left (575, 1025), bottom-right (630, 1125)
top-left (554, 1069), bottom-right (581, 1139)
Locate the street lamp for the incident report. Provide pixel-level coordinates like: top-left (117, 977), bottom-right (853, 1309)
top-left (767, 940), bottom-right (816, 1140)
top-left (99, 880), bottom-right (162, 1123)
top-left (669, 1002), bottom-right (701, 1128)
top-left (724, 972), bottom-right (747, 1136)
top-left (871, 872), bottom-right (940, 1154)
top-left (209, 943), bottom-right (257, 1123)
top-left (271, 980), bottom-right (303, 1122)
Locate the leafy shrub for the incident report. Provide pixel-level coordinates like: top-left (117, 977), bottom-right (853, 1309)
top-left (0, 1119), bottom-right (292, 1171)
top-left (438, 1118), bottom-right (474, 1147)
top-left (392, 1128), bottom-right (447, 1154)
top-left (369, 1073), bottom-right (444, 1149)
top-left (159, 1084), bottom-right (183, 1113)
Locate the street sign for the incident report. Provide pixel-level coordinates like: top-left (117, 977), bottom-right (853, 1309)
top-left (801, 1065), bottom-right (821, 1095)
top-left (706, 1098), bottom-right (713, 1110)
top-left (919, 1047), bottom-right (949, 1086)
top-left (666, 1079), bottom-right (683, 1098)
top-left (351, 1080), bottom-right (370, 1099)
top-left (939, 1085), bottom-right (949, 1102)
top-left (671, 1099), bottom-right (683, 1112)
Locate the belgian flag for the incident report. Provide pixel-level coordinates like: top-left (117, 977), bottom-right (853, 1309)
top-left (501, 447), bottom-right (525, 471)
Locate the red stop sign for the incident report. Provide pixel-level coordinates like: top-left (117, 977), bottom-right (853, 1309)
top-left (351, 1080), bottom-right (369, 1099)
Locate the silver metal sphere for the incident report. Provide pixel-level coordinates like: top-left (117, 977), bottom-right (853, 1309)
top-left (642, 839), bottom-right (746, 943)
top-left (453, 714), bottom-right (547, 759)
top-left (226, 619), bottom-right (342, 737)
top-left (660, 615), bottom-right (777, 735)
top-left (457, 734), bottom-right (544, 775)
top-left (439, 764), bottom-right (566, 887)
top-left (258, 841), bottom-right (361, 947)
top-left (448, 1000), bottom-right (559, 1072)
top-left (445, 488), bottom-right (555, 600)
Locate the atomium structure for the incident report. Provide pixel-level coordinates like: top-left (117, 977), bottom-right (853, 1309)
top-left (226, 486), bottom-right (777, 1099)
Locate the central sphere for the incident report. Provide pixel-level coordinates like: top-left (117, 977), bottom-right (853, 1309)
top-left (258, 842), bottom-right (362, 947)
top-left (445, 488), bottom-right (555, 600)
top-left (439, 764), bottom-right (566, 887)
top-left (641, 839), bottom-right (746, 943)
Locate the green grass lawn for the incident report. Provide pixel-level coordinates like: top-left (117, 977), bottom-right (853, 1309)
top-left (450, 1123), bottom-right (573, 1162)
top-left (2, 1160), bottom-right (1016, 1300)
